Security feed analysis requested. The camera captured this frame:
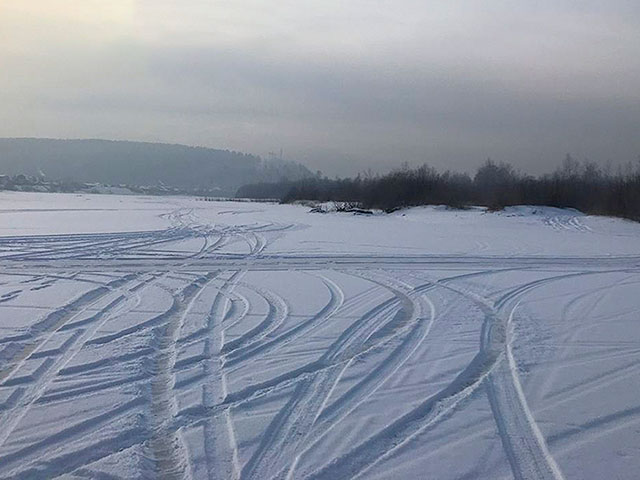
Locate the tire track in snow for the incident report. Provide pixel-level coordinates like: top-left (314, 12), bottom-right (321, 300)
top-left (1, 205), bottom-right (636, 479)
top-left (434, 272), bottom-right (593, 480)
top-left (210, 282), bottom-right (432, 413)
top-left (313, 272), bottom-right (435, 425)
top-left (224, 273), bottom-right (343, 369)
top-left (302, 272), bottom-right (591, 480)
top-left (240, 272), bottom-right (421, 480)
top-left (0, 274), bottom-right (153, 473)
top-left (5, 253), bottom-right (640, 274)
top-left (0, 274), bottom-right (138, 383)
top-left (0, 398), bottom-right (146, 479)
top-left (143, 273), bottom-right (217, 480)
top-left (281, 271), bottom-right (438, 479)
top-left (222, 289), bottom-right (251, 331)
top-left (486, 302), bottom-right (566, 480)
top-left (221, 283), bottom-right (289, 355)
top-left (302, 312), bottom-right (502, 479)
top-left (195, 270), bottom-right (246, 480)
top-left (444, 272), bottom-right (608, 480)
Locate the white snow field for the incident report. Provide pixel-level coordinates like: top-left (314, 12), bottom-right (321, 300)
top-left (0, 191), bottom-right (639, 480)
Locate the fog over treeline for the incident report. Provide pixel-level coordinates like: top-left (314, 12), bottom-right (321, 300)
top-left (2, 137), bottom-right (638, 220)
top-left (238, 156), bottom-right (640, 221)
top-left (0, 138), bottom-right (311, 195)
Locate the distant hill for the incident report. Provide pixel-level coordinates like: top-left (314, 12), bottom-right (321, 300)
top-left (0, 138), bottom-right (312, 194)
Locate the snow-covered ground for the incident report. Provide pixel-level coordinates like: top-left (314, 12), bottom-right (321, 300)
top-left (0, 191), bottom-right (639, 479)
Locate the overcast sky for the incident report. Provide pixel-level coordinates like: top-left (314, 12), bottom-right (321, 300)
top-left (1, 1), bottom-right (639, 175)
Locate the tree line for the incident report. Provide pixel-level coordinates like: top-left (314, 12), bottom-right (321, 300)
top-left (236, 156), bottom-right (640, 221)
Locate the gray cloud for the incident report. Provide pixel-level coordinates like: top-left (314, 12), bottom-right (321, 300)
top-left (1, 0), bottom-right (639, 175)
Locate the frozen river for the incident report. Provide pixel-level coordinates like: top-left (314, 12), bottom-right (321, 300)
top-left (0, 192), bottom-right (639, 479)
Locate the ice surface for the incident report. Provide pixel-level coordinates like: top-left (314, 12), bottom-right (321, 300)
top-left (0, 191), bottom-right (639, 479)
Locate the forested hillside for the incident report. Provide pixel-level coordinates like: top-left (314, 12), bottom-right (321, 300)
top-left (0, 138), bottom-right (311, 194)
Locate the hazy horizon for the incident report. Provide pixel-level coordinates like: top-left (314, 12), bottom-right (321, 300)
top-left (2, 1), bottom-right (639, 176)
